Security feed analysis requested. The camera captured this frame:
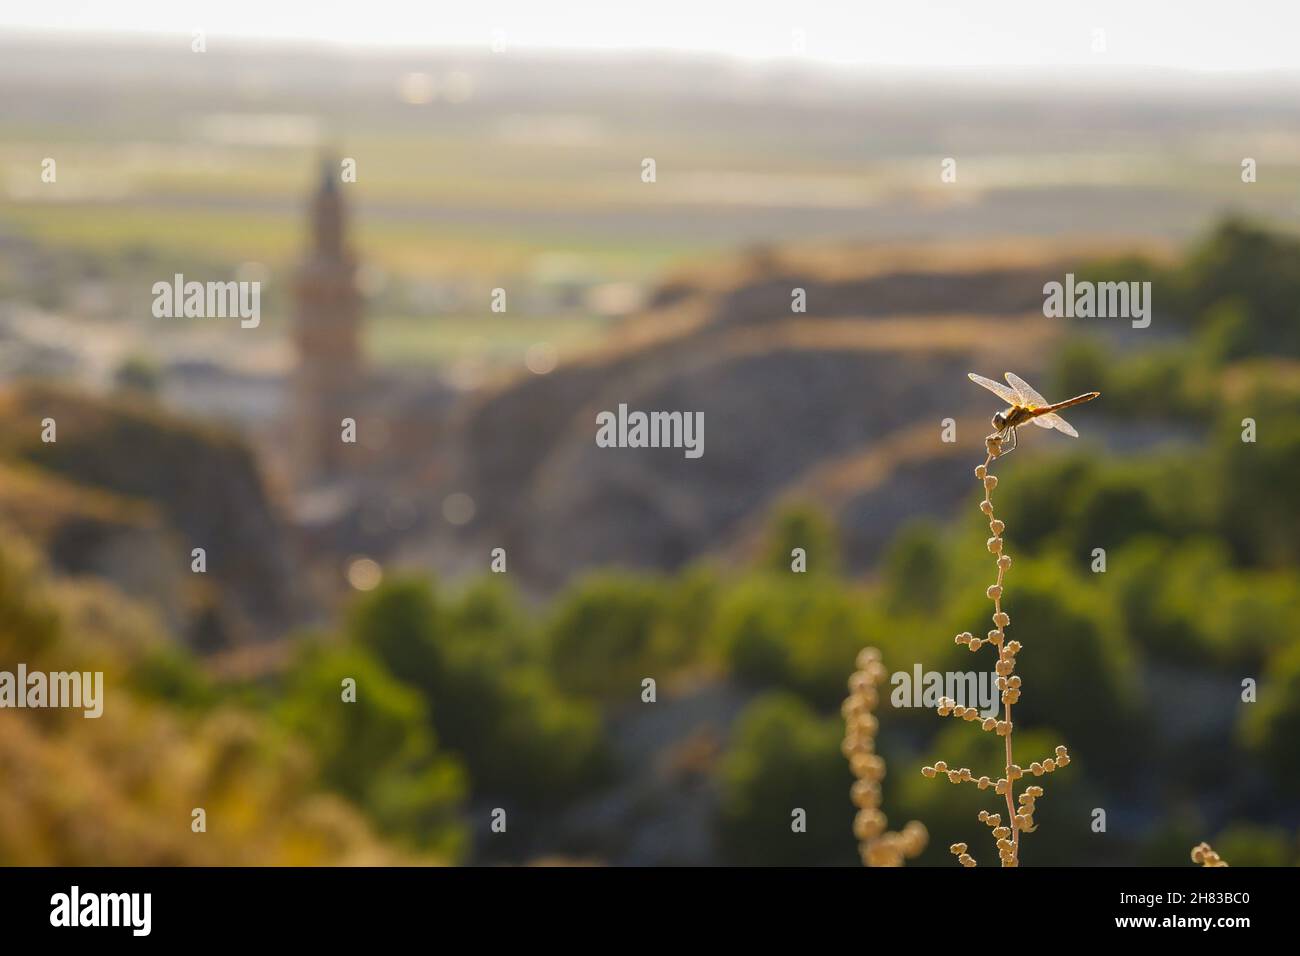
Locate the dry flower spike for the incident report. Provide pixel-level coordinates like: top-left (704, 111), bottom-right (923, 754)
top-left (843, 647), bottom-right (929, 866)
top-left (1191, 842), bottom-right (1229, 867)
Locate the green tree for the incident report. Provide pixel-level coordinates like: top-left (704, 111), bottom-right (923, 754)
top-left (348, 576), bottom-right (609, 805)
top-left (760, 503), bottom-right (840, 576)
top-left (279, 644), bottom-right (467, 857)
top-left (1243, 641), bottom-right (1300, 792)
top-left (545, 573), bottom-right (671, 699)
top-left (882, 520), bottom-right (947, 615)
top-left (717, 693), bottom-right (854, 865)
top-left (711, 577), bottom-right (879, 707)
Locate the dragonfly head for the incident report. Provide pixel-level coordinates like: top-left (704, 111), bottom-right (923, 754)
top-left (991, 410), bottom-right (1008, 431)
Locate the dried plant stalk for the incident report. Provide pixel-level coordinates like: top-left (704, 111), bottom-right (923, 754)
top-left (843, 648), bottom-right (928, 866)
top-left (920, 434), bottom-right (1070, 867)
top-left (1191, 842), bottom-right (1229, 867)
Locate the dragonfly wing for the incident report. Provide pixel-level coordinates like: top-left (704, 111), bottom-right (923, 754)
top-left (1004, 372), bottom-right (1048, 409)
top-left (968, 373), bottom-right (1020, 405)
top-left (1032, 412), bottom-right (1078, 437)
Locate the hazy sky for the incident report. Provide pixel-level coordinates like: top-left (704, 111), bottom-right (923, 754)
top-left (4, 1), bottom-right (1298, 71)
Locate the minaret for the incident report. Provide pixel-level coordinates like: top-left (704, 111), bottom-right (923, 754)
top-left (292, 157), bottom-right (363, 484)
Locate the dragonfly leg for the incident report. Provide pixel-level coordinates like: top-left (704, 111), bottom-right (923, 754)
top-left (1002, 426), bottom-right (1018, 456)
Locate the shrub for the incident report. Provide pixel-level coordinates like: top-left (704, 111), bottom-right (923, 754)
top-left (278, 644), bottom-right (467, 857)
top-left (712, 576), bottom-right (880, 707)
top-left (717, 693), bottom-right (855, 865)
top-left (545, 572), bottom-right (672, 699)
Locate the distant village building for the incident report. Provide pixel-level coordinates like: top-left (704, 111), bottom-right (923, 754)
top-left (281, 158), bottom-right (462, 586)
top-left (292, 158), bottom-right (364, 485)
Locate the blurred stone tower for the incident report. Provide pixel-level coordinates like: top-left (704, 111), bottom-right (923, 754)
top-left (292, 157), bottom-right (363, 485)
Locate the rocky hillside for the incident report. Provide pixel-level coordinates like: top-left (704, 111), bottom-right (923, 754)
top-left (425, 239), bottom-right (1148, 589)
top-left (0, 385), bottom-right (296, 649)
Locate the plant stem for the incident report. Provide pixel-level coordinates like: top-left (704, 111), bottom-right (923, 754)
top-left (984, 451), bottom-right (1019, 863)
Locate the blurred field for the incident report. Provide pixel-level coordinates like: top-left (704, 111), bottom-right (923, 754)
top-left (6, 37), bottom-right (1300, 373)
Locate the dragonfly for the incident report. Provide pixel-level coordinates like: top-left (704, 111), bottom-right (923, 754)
top-left (968, 371), bottom-right (1100, 455)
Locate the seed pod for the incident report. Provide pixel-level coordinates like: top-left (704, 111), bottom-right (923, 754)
top-left (998, 554), bottom-right (1012, 570)
top-left (974, 465), bottom-right (987, 479)
top-left (854, 809), bottom-right (886, 839)
top-left (990, 519), bottom-right (1005, 535)
top-left (980, 500), bottom-right (994, 515)
top-left (950, 842), bottom-right (968, 855)
top-left (969, 638), bottom-right (983, 651)
top-left (848, 671), bottom-right (874, 694)
top-left (987, 537), bottom-right (1003, 554)
top-left (851, 779), bottom-right (880, 808)
top-left (986, 584), bottom-right (1002, 600)
top-left (977, 776), bottom-right (991, 790)
top-left (981, 717), bottom-right (997, 731)
top-left (984, 475), bottom-right (998, 491)
top-left (852, 713), bottom-right (879, 736)
top-left (852, 753), bottom-right (885, 781)
top-left (856, 647), bottom-right (882, 669)
top-left (921, 766), bottom-right (936, 778)
top-left (993, 611), bottom-right (1010, 628)
top-left (1043, 758), bottom-right (1056, 772)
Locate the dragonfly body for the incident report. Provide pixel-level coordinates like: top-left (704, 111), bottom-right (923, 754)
top-left (970, 372), bottom-right (1099, 455)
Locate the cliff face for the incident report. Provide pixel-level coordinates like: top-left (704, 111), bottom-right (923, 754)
top-left (431, 244), bottom-right (1087, 589)
top-left (0, 385), bottom-right (295, 648)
